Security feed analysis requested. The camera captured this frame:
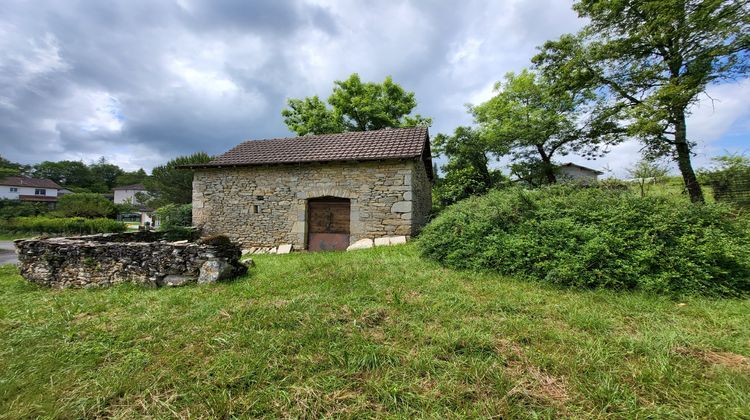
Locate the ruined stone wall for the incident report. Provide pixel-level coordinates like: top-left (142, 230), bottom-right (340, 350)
top-left (192, 159), bottom-right (432, 248)
top-left (15, 232), bottom-right (246, 289)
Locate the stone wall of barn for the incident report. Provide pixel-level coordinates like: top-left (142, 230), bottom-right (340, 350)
top-left (192, 159), bottom-right (432, 249)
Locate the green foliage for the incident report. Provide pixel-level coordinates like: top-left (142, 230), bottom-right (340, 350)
top-left (144, 153), bottom-right (211, 207)
top-left (472, 69), bottom-right (622, 184)
top-left (0, 200), bottom-right (49, 219)
top-left (432, 126), bottom-right (506, 209)
top-left (88, 157), bottom-right (125, 191)
top-left (114, 168), bottom-right (148, 188)
top-left (534, 0), bottom-right (749, 202)
top-left (31, 160), bottom-right (93, 189)
top-left (700, 154), bottom-right (750, 208)
top-left (155, 204), bottom-right (192, 229)
top-left (627, 159), bottom-right (670, 197)
top-left (156, 203), bottom-right (195, 241)
top-left (418, 186), bottom-right (750, 296)
top-left (26, 158), bottom-right (148, 193)
top-left (0, 155), bottom-right (28, 178)
top-left (57, 193), bottom-right (115, 218)
top-left (282, 73), bottom-right (431, 135)
top-left (0, 216), bottom-right (125, 235)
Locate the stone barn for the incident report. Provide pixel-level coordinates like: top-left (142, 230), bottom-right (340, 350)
top-left (186, 127), bottom-right (433, 251)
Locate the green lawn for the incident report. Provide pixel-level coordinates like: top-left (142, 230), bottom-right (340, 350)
top-left (0, 246), bottom-right (748, 418)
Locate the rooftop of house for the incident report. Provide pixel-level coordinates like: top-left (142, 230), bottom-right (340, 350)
top-left (0, 176), bottom-right (62, 189)
top-left (559, 162), bottom-right (604, 175)
top-left (181, 126), bottom-right (433, 178)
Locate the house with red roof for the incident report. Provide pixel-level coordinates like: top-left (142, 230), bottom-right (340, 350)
top-left (0, 176), bottom-right (63, 204)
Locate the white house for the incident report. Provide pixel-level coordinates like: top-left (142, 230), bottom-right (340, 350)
top-left (0, 176), bottom-right (62, 205)
top-left (113, 183), bottom-right (154, 226)
top-left (558, 163), bottom-right (603, 183)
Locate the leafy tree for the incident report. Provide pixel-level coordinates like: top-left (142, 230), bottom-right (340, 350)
top-left (700, 154), bottom-right (750, 207)
top-left (281, 96), bottom-right (344, 135)
top-left (114, 169), bottom-right (148, 188)
top-left (31, 161), bottom-right (93, 189)
top-left (432, 126), bottom-right (506, 208)
top-left (509, 158), bottom-right (560, 187)
top-left (473, 69), bottom-right (622, 184)
top-left (282, 73), bottom-right (431, 135)
top-left (0, 156), bottom-right (27, 178)
top-left (143, 152), bottom-right (212, 208)
top-left (534, 0), bottom-right (749, 202)
top-left (57, 193), bottom-right (116, 218)
top-left (89, 157), bottom-right (124, 191)
top-left (627, 159), bottom-right (670, 197)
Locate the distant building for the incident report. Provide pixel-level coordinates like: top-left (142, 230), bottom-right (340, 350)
top-left (113, 184), bottom-right (154, 226)
top-left (558, 163), bottom-right (603, 183)
top-left (0, 176), bottom-right (63, 205)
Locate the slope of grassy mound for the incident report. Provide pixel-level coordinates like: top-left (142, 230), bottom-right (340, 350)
top-left (418, 186), bottom-right (750, 296)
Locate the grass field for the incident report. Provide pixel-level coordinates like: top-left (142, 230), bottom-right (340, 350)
top-left (1, 245), bottom-right (748, 418)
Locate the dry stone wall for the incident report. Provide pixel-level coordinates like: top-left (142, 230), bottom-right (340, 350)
top-left (192, 159), bottom-right (432, 248)
top-left (15, 232), bottom-right (247, 289)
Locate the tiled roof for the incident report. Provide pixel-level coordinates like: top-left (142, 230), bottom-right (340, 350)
top-left (113, 183), bottom-right (146, 191)
top-left (0, 176), bottom-right (62, 189)
top-left (187, 127), bottom-right (430, 168)
top-left (560, 162), bottom-right (604, 175)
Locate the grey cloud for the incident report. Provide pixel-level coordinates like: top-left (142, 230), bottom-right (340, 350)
top-left (5, 0), bottom-right (736, 177)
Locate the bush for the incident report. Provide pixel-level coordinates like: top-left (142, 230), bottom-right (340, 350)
top-left (57, 193), bottom-right (115, 218)
top-left (156, 204), bottom-right (192, 230)
top-left (156, 204), bottom-right (195, 241)
top-left (0, 216), bottom-right (126, 235)
top-left (0, 200), bottom-right (50, 219)
top-left (418, 186), bottom-right (750, 296)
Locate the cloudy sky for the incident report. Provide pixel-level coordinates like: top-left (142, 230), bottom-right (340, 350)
top-left (1, 0), bottom-right (748, 177)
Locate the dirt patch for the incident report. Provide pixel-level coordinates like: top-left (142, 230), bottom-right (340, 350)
top-left (675, 347), bottom-right (750, 373)
top-left (496, 338), bottom-right (570, 408)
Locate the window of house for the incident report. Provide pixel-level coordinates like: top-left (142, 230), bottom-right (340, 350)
top-left (252, 205), bottom-right (260, 214)
top-left (10, 187), bottom-right (17, 192)
top-left (35, 189), bottom-right (46, 196)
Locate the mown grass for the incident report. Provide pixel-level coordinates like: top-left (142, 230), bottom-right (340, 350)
top-left (0, 245), bottom-right (748, 418)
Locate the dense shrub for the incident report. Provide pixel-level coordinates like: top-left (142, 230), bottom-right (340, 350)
top-left (0, 200), bottom-right (50, 219)
top-left (57, 193), bottom-right (115, 218)
top-left (418, 186), bottom-right (750, 296)
top-left (0, 216), bottom-right (126, 235)
top-left (156, 204), bottom-right (192, 229)
top-left (156, 204), bottom-right (196, 241)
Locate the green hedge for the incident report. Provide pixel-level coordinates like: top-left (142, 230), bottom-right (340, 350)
top-left (418, 186), bottom-right (750, 297)
top-left (0, 216), bottom-right (126, 235)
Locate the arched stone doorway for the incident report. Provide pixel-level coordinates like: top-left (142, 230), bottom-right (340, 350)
top-left (307, 196), bottom-right (351, 251)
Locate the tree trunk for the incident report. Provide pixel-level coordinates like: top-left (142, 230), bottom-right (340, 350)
top-left (673, 109), bottom-right (705, 203)
top-left (536, 145), bottom-right (557, 184)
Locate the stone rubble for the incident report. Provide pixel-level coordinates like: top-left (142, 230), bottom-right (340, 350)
top-left (14, 232), bottom-right (247, 289)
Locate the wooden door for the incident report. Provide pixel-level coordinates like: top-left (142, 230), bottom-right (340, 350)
top-left (307, 197), bottom-right (350, 251)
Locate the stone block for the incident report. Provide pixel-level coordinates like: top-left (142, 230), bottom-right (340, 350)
top-left (198, 259), bottom-right (234, 284)
top-left (161, 274), bottom-right (196, 287)
top-left (346, 238), bottom-right (373, 251)
top-left (374, 237), bottom-right (390, 246)
top-left (277, 244), bottom-right (293, 254)
top-left (391, 201), bottom-right (412, 213)
top-left (389, 236), bottom-right (407, 245)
